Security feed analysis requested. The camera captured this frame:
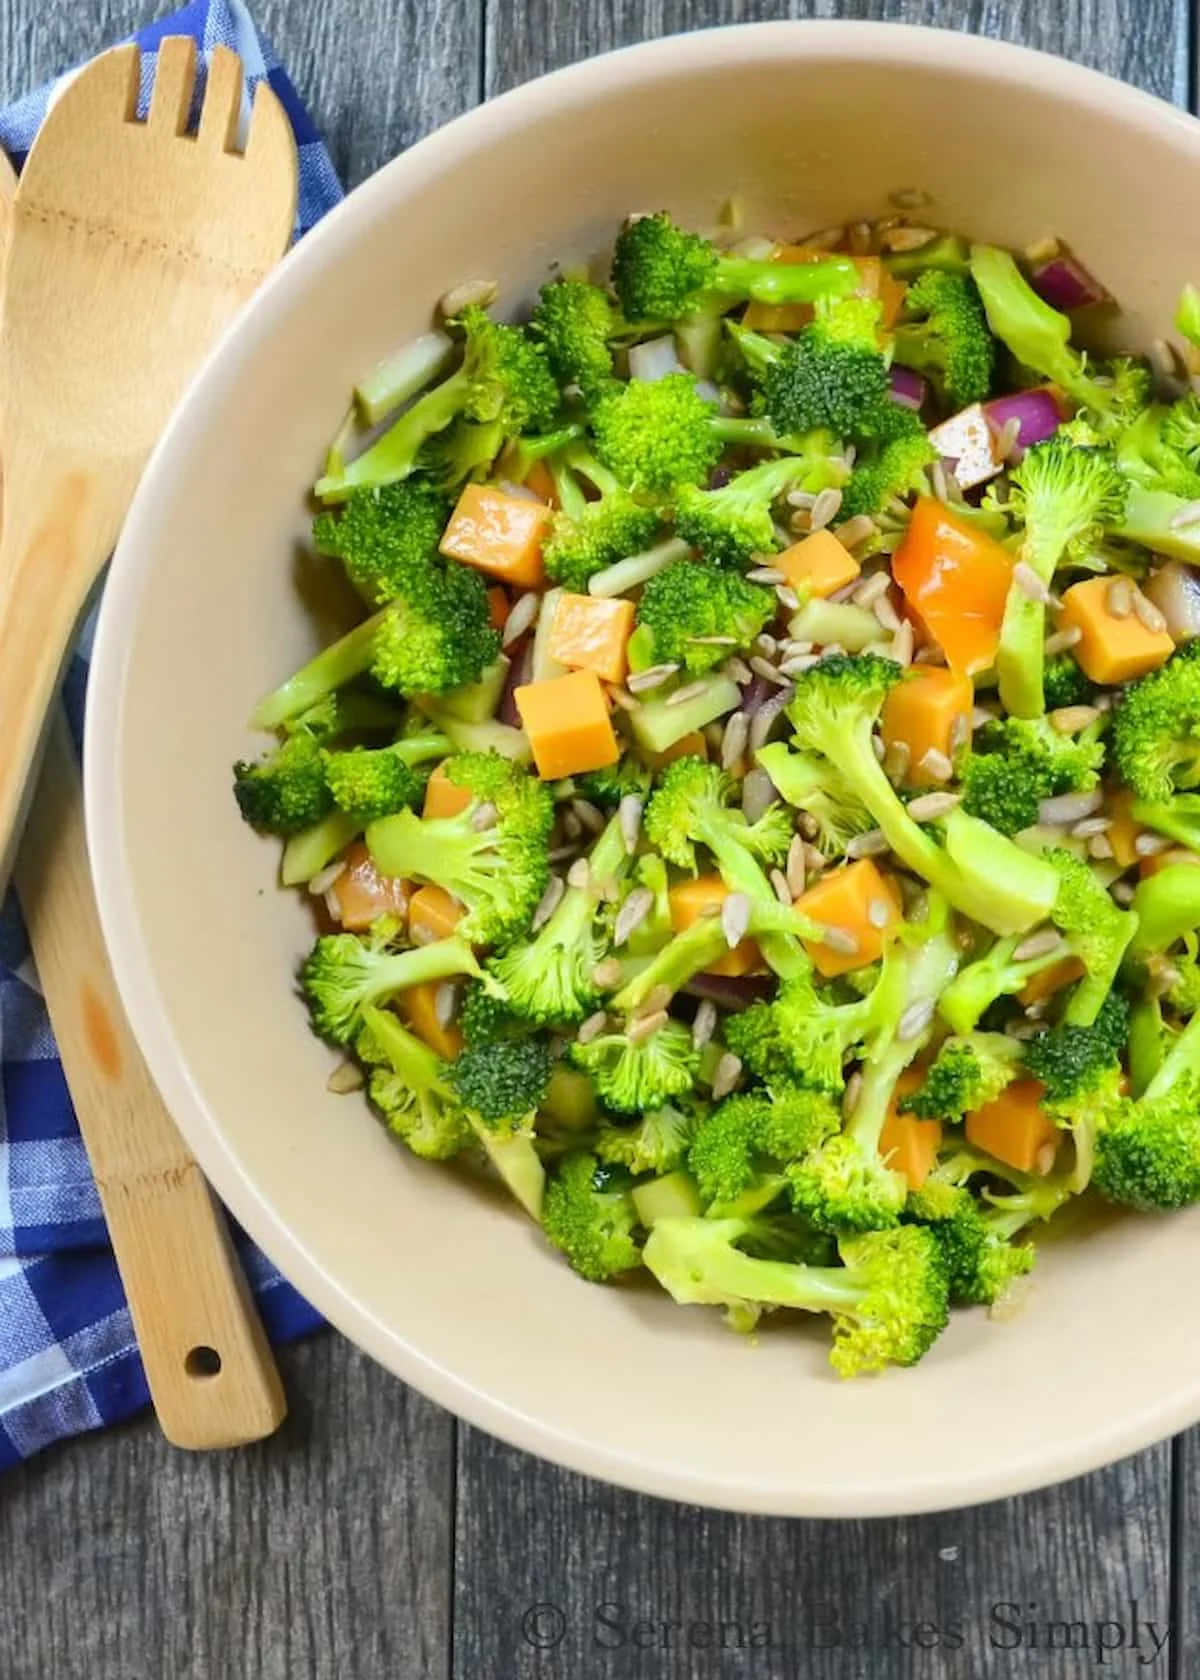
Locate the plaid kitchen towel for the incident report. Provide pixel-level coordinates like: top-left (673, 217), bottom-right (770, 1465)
top-left (0, 0), bottom-right (338, 1471)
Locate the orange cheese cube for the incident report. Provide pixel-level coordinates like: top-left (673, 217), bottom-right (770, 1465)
top-left (1017, 955), bottom-right (1085, 1008)
top-left (966, 1080), bottom-right (1060, 1175)
top-left (1058, 576), bottom-right (1174, 685)
top-left (776, 529), bottom-right (860, 600)
top-left (796, 857), bottom-right (901, 977)
top-left (881, 666), bottom-right (973, 788)
top-left (522, 459), bottom-right (557, 505)
top-left (514, 670), bottom-right (619, 780)
top-left (328, 842), bottom-right (410, 932)
top-left (547, 592), bottom-right (636, 685)
top-left (398, 986), bottom-right (462, 1061)
top-left (423, 762), bottom-right (473, 820)
top-left (1107, 790), bottom-right (1144, 870)
top-left (642, 730), bottom-right (708, 770)
top-left (879, 1071), bottom-right (941, 1191)
top-left (408, 884), bottom-right (464, 945)
top-left (669, 873), bottom-right (762, 977)
top-left (440, 484), bottom-right (552, 588)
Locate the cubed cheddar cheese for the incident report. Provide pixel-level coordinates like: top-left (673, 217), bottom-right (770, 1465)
top-left (547, 592), bottom-right (636, 685)
top-left (878, 1070), bottom-right (941, 1191)
top-left (423, 762), bottom-right (473, 820)
top-left (328, 842), bottom-right (410, 932)
top-left (440, 484), bottom-right (552, 589)
top-left (522, 459), bottom-right (558, 505)
top-left (399, 986), bottom-right (463, 1061)
top-left (881, 666), bottom-right (973, 788)
top-left (1058, 576), bottom-right (1175, 685)
top-left (776, 529), bottom-right (860, 600)
top-left (669, 873), bottom-right (762, 977)
top-left (796, 858), bottom-right (901, 977)
top-left (514, 670), bottom-right (620, 780)
top-left (408, 884), bottom-right (464, 945)
top-left (966, 1080), bottom-right (1059, 1175)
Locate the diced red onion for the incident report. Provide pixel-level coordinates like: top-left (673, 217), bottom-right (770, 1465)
top-left (984, 388), bottom-right (1062, 459)
top-left (682, 974), bottom-right (775, 1010)
top-left (889, 365), bottom-right (927, 412)
top-left (739, 674), bottom-right (776, 714)
top-left (1030, 253), bottom-right (1111, 313)
top-left (498, 639), bottom-right (533, 726)
top-left (628, 335), bottom-right (683, 383)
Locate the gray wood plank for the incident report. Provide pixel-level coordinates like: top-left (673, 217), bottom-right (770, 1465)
top-left (456, 3), bottom-right (1187, 1677)
top-left (0, 1337), bottom-right (455, 1680)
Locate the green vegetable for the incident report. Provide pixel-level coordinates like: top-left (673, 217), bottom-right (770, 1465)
top-left (628, 560), bottom-right (774, 675)
top-left (312, 481), bottom-right (451, 607)
top-left (234, 732), bottom-right (333, 835)
top-left (302, 931), bottom-right (487, 1046)
top-left (891, 270), bottom-right (996, 410)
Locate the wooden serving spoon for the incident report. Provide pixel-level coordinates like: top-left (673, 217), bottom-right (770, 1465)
top-left (2, 41), bottom-right (299, 1448)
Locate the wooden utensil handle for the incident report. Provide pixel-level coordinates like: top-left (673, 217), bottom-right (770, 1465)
top-left (14, 710), bottom-right (286, 1448)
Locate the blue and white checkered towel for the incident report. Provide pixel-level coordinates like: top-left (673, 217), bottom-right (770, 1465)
top-left (0, 0), bottom-right (340, 1471)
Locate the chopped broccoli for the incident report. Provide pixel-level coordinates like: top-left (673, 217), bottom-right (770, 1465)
top-left (590, 372), bottom-right (723, 496)
top-left (315, 306), bottom-right (559, 500)
top-left (1043, 849), bottom-right (1137, 1028)
top-left (687, 1087), bottom-right (840, 1211)
top-left (457, 980), bottom-right (531, 1047)
top-left (1092, 1009), bottom-right (1200, 1212)
top-left (994, 438), bottom-right (1126, 718)
top-left (234, 731), bottom-right (333, 835)
top-left (724, 959), bottom-right (896, 1094)
top-left (312, 481), bottom-right (451, 606)
top-left (838, 401), bottom-right (938, 522)
top-left (573, 757), bottom-right (654, 808)
top-left (366, 752), bottom-right (554, 947)
top-left (627, 560), bottom-right (775, 676)
top-left (672, 452), bottom-right (823, 567)
top-left (323, 733), bottom-right (446, 822)
top-left (1130, 863), bottom-right (1200, 961)
top-left (959, 714), bottom-right (1105, 837)
top-left (734, 300), bottom-right (894, 441)
top-left (891, 270), bottom-right (996, 410)
top-left (1023, 990), bottom-right (1129, 1105)
top-left (541, 1152), bottom-right (642, 1281)
top-left (282, 691), bottom-right (406, 745)
top-left (1112, 647), bottom-right (1200, 815)
top-left (357, 1006), bottom-right (471, 1159)
top-left (1115, 402), bottom-right (1200, 505)
top-left (1042, 653), bottom-right (1096, 712)
top-left (301, 930), bottom-right (487, 1046)
top-left (611, 211), bottom-right (858, 324)
top-left (901, 1032), bottom-right (1023, 1123)
top-left (530, 277), bottom-right (623, 401)
top-left (442, 1037), bottom-right (553, 1129)
top-left (642, 1218), bottom-right (950, 1376)
top-left (786, 654), bottom-right (1061, 935)
top-left (907, 1150), bottom-right (1063, 1306)
top-left (754, 742), bottom-right (876, 858)
top-left (543, 448), bottom-right (662, 592)
top-left (568, 1016), bottom-right (700, 1114)
top-left (488, 812), bottom-right (630, 1025)
top-left (595, 1105), bottom-right (695, 1176)
top-left (937, 929), bottom-right (1070, 1035)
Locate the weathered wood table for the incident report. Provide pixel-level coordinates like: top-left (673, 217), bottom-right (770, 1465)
top-left (0, 1), bottom-right (1193, 1675)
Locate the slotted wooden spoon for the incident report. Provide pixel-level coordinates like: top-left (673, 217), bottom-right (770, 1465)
top-left (0, 41), bottom-right (299, 1447)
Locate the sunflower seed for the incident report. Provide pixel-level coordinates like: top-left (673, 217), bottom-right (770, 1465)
top-left (471, 800), bottom-right (499, 831)
top-left (591, 957), bottom-right (624, 989)
top-left (889, 187), bottom-right (931, 210)
top-left (890, 619), bottom-right (915, 665)
top-left (867, 897), bottom-right (892, 929)
top-left (639, 984), bottom-right (673, 1016)
top-left (906, 790), bottom-right (962, 822)
top-left (779, 652), bottom-right (821, 678)
top-left (914, 642), bottom-right (948, 666)
top-left (930, 460), bottom-right (951, 504)
top-left (801, 224), bottom-right (846, 250)
top-left (576, 1009), bottom-right (609, 1045)
top-left (810, 487), bottom-right (844, 531)
top-left (770, 868), bottom-right (793, 906)
top-left (596, 874), bottom-right (622, 904)
top-left (1088, 833), bottom-right (1115, 859)
top-left (853, 570), bottom-right (892, 607)
top-left (721, 891), bottom-right (752, 949)
top-left (882, 224), bottom-right (937, 252)
top-left (1013, 928), bottom-right (1065, 962)
top-left (711, 1051), bottom-right (744, 1101)
top-left (721, 709), bottom-right (751, 769)
top-left (884, 739), bottom-right (911, 784)
top-left (776, 585), bottom-right (802, 613)
top-left (749, 656), bottom-right (789, 686)
top-left (570, 798), bottom-right (605, 836)
top-left (1071, 815), bottom-right (1112, 838)
top-left (308, 860), bottom-right (347, 896)
top-left (842, 1071), bottom-right (863, 1118)
top-left (995, 416), bottom-right (1023, 459)
top-left (836, 514), bottom-right (878, 551)
top-left (439, 276), bottom-right (499, 316)
top-left (742, 767), bottom-right (777, 824)
top-left (1135, 830), bottom-right (1171, 856)
top-left (1133, 590), bottom-right (1168, 633)
top-left (1043, 626), bottom-right (1083, 656)
top-left (872, 734), bottom-right (887, 761)
top-left (1049, 704), bottom-right (1102, 734)
top-left (434, 983), bottom-right (458, 1027)
top-left (566, 857), bottom-right (591, 890)
top-left (787, 488), bottom-right (818, 510)
top-left (689, 633), bottom-right (738, 646)
top-left (1112, 880), bottom-right (1136, 906)
top-left (1037, 789), bottom-right (1103, 825)
top-left (749, 684), bottom-right (795, 750)
top-left (846, 828), bottom-right (889, 859)
top-left (1170, 499), bottom-right (1200, 530)
top-left (627, 662), bottom-right (679, 693)
top-left (918, 747), bottom-right (953, 782)
top-left (548, 844), bottom-right (582, 864)
top-left (613, 887), bottom-right (654, 948)
top-left (805, 842), bottom-right (829, 873)
top-left (786, 834), bottom-right (808, 898)
top-left (819, 924), bottom-right (859, 955)
top-left (618, 794), bottom-right (644, 855)
top-left (532, 874), bottom-right (566, 931)
top-left (562, 810), bottom-right (583, 840)
top-left (692, 999), bottom-right (718, 1049)
top-left (607, 684), bottom-right (640, 712)
top-left (723, 655), bottom-right (754, 686)
top-left (898, 999), bottom-right (935, 1041)
top-left (971, 705), bottom-right (998, 730)
top-left (326, 1061), bottom-right (365, 1094)
top-left (502, 590), bottom-right (541, 646)
top-left (666, 679), bottom-right (713, 708)
top-left (1107, 577), bottom-right (1133, 617)
top-left (747, 566), bottom-right (787, 584)
top-left (1013, 560), bottom-right (1052, 604)
top-left (1153, 336), bottom-right (1186, 384)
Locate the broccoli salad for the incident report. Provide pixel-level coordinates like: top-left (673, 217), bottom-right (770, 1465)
top-left (234, 205), bottom-right (1200, 1379)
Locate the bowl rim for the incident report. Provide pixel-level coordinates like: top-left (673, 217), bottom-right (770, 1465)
top-left (86, 17), bottom-right (1200, 1517)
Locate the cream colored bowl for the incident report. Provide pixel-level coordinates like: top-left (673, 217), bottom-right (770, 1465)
top-left (86, 21), bottom-right (1200, 1516)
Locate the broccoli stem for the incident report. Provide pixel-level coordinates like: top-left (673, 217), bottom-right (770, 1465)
top-left (251, 609), bottom-right (389, 730)
top-left (390, 733), bottom-right (452, 766)
top-left (316, 366), bottom-right (472, 502)
top-left (1144, 1006), bottom-right (1200, 1100)
top-left (648, 1217), bottom-right (882, 1315)
top-left (588, 537), bottom-right (691, 598)
top-left (355, 331), bottom-right (455, 427)
top-left (281, 811), bottom-right (362, 887)
top-left (418, 706), bottom-right (532, 761)
top-left (612, 899), bottom-right (819, 1015)
top-left (711, 254), bottom-right (859, 306)
top-left (1128, 997), bottom-right (1166, 1098)
top-left (690, 821), bottom-right (809, 979)
top-left (1130, 865), bottom-right (1200, 957)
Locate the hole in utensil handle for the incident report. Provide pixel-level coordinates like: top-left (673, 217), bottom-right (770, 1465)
top-left (185, 1344), bottom-right (223, 1378)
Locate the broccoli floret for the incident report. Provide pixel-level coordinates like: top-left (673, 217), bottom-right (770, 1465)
top-left (907, 1152), bottom-right (1062, 1306)
top-left (357, 1006), bottom-right (471, 1159)
top-left (316, 306), bottom-right (560, 500)
top-left (590, 372), bottom-right (724, 496)
top-left (595, 1105), bottom-right (695, 1176)
top-left (627, 560), bottom-right (774, 676)
top-left (959, 713), bottom-right (1105, 837)
top-left (994, 438), bottom-right (1126, 718)
top-left (574, 757), bottom-right (654, 808)
top-left (530, 277), bottom-right (623, 401)
top-left (786, 654), bottom-right (1060, 935)
top-left (901, 1032), bottom-right (1023, 1123)
top-left (1023, 991), bottom-right (1129, 1104)
top-left (891, 270), bottom-right (996, 410)
top-left (754, 742), bottom-right (876, 858)
top-left (938, 930), bottom-right (1071, 1035)
top-left (687, 1087), bottom-right (840, 1211)
top-left (1130, 863), bottom-right (1200, 961)
top-left (1043, 850), bottom-right (1137, 1027)
top-left (672, 453), bottom-right (821, 567)
top-left (839, 402), bottom-right (938, 522)
top-left (735, 300), bottom-right (894, 441)
top-left (642, 1218), bottom-right (950, 1376)
top-left (301, 930), bottom-right (487, 1046)
top-left (1092, 1010), bottom-right (1200, 1211)
top-left (457, 980), bottom-right (531, 1047)
top-left (488, 813), bottom-right (630, 1025)
top-left (1112, 646), bottom-right (1200, 810)
top-left (365, 752), bottom-right (553, 947)
top-left (312, 481), bottom-right (451, 606)
top-left (543, 448), bottom-right (662, 592)
top-left (323, 733), bottom-right (446, 822)
top-left (442, 1037), bottom-right (553, 1129)
top-left (541, 1152), bottom-right (642, 1281)
top-left (1042, 653), bottom-right (1096, 712)
top-left (1115, 402), bottom-right (1200, 506)
top-left (969, 246), bottom-right (1151, 428)
top-left (611, 211), bottom-right (858, 324)
top-left (233, 731), bottom-right (333, 834)
top-left (568, 1016), bottom-right (700, 1114)
top-left (724, 961), bottom-right (894, 1094)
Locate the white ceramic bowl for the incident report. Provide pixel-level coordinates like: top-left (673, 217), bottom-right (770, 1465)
top-left (87, 21), bottom-right (1200, 1516)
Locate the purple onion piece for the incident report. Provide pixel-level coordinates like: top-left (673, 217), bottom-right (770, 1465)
top-left (1030, 253), bottom-right (1111, 313)
top-left (682, 973), bottom-right (775, 1010)
top-left (739, 674), bottom-right (775, 715)
top-left (889, 364), bottom-right (927, 412)
top-left (498, 639), bottom-right (533, 727)
top-left (708, 464), bottom-right (734, 490)
top-left (983, 388), bottom-right (1062, 460)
